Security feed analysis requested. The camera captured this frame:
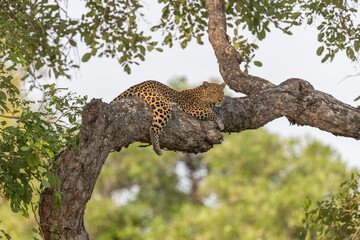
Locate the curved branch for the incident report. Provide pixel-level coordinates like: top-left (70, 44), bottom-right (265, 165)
top-left (204, 0), bottom-right (360, 139)
top-left (205, 0), bottom-right (275, 95)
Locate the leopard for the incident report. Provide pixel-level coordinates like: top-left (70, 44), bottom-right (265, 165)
top-left (111, 80), bottom-right (226, 155)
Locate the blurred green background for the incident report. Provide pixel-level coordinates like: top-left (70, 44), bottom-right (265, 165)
top-left (0, 129), bottom-right (351, 239)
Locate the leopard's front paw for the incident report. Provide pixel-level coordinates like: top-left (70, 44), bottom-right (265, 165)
top-left (216, 119), bottom-right (224, 131)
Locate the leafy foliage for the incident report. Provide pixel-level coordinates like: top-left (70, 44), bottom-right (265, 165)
top-left (0, 81), bottom-right (87, 217)
top-left (153, 0), bottom-right (360, 71)
top-left (303, 0), bottom-right (360, 63)
top-left (303, 173), bottom-right (360, 240)
top-left (0, 0), bottom-right (157, 77)
top-left (0, 226), bottom-right (11, 240)
top-left (151, 0), bottom-right (208, 49)
top-left (2, 0), bottom-right (359, 78)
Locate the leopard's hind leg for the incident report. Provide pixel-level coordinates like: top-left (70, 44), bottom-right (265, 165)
top-left (148, 99), bottom-right (172, 155)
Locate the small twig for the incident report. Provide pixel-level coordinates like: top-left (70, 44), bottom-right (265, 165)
top-left (0, 114), bottom-right (20, 119)
top-left (31, 202), bottom-right (45, 237)
top-left (0, 113), bottom-right (63, 127)
top-left (338, 72), bottom-right (360, 84)
top-left (54, 0), bottom-right (69, 19)
top-left (0, 154), bottom-right (21, 159)
top-left (99, 0), bottom-right (110, 27)
top-left (44, 119), bottom-right (63, 127)
top-left (352, 225), bottom-right (360, 240)
top-left (30, 186), bottom-right (45, 239)
top-left (91, 0), bottom-right (110, 39)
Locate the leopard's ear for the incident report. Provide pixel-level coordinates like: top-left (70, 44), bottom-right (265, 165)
top-left (221, 82), bottom-right (226, 88)
top-left (203, 81), bottom-right (210, 88)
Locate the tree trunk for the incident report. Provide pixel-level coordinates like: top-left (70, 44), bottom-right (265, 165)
top-left (38, 0), bottom-right (360, 239)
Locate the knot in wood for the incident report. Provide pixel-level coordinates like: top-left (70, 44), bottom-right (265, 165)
top-left (280, 78), bottom-right (315, 93)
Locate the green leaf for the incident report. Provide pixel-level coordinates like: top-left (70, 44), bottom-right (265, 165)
top-left (354, 41), bottom-right (360, 52)
top-left (69, 39), bottom-right (77, 46)
top-left (196, 35), bottom-right (204, 45)
top-left (27, 153), bottom-right (36, 167)
top-left (47, 171), bottom-right (58, 187)
top-left (20, 146), bottom-right (30, 151)
top-left (9, 53), bottom-right (20, 63)
top-left (42, 179), bottom-right (51, 188)
top-left (291, 12), bottom-right (301, 19)
top-left (346, 47), bottom-right (355, 60)
top-left (46, 149), bottom-right (54, 159)
top-left (81, 53), bottom-right (92, 62)
top-left (180, 40), bottom-right (187, 49)
top-left (316, 46), bottom-right (324, 56)
top-left (124, 64), bottom-right (131, 74)
top-left (258, 30), bottom-right (266, 40)
top-left (321, 54), bottom-right (330, 63)
top-left (233, 41), bottom-right (240, 50)
top-left (304, 196), bottom-right (312, 208)
top-left (0, 91), bottom-right (6, 100)
top-left (254, 61), bottom-right (263, 67)
top-left (53, 192), bottom-right (61, 211)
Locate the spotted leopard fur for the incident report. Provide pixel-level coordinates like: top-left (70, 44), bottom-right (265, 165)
top-left (111, 80), bottom-right (226, 155)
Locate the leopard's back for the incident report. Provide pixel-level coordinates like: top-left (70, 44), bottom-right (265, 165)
top-left (111, 80), bottom-right (178, 105)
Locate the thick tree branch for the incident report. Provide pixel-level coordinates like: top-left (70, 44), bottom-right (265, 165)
top-left (219, 79), bottom-right (360, 139)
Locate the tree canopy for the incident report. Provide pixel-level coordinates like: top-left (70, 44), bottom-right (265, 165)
top-left (0, 0), bottom-right (360, 239)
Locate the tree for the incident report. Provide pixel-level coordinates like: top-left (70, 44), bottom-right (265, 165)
top-left (1, 0), bottom-right (360, 239)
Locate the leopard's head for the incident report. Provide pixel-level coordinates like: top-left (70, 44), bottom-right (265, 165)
top-left (202, 81), bottom-right (226, 107)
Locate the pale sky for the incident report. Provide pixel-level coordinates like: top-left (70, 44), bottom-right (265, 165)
top-left (56, 2), bottom-right (360, 167)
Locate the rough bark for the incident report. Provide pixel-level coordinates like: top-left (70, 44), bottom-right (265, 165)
top-left (205, 0), bottom-right (275, 95)
top-left (39, 0), bottom-right (360, 239)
